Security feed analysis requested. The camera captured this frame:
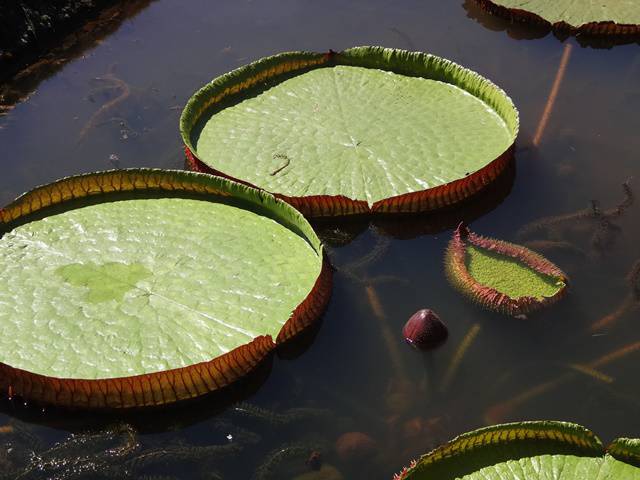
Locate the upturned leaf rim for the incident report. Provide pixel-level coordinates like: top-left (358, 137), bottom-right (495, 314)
top-left (396, 420), bottom-right (640, 480)
top-left (0, 169), bottom-right (331, 409)
top-left (445, 223), bottom-right (568, 316)
top-left (180, 46), bottom-right (519, 218)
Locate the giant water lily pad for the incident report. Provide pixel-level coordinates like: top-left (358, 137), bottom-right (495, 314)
top-left (181, 46), bottom-right (519, 217)
top-left (474, 0), bottom-right (640, 36)
top-left (396, 421), bottom-right (640, 479)
top-left (395, 421), bottom-right (640, 480)
top-left (0, 170), bottom-right (330, 408)
top-left (445, 223), bottom-right (567, 316)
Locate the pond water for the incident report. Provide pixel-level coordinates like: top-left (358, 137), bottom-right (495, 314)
top-left (1, 0), bottom-right (640, 478)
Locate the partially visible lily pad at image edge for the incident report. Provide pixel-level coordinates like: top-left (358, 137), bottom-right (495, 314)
top-left (472, 0), bottom-right (640, 38)
top-left (181, 46), bottom-right (519, 217)
top-left (0, 169), bottom-right (331, 409)
top-left (395, 420), bottom-right (640, 479)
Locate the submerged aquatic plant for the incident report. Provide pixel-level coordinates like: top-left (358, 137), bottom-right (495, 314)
top-left (8, 423), bottom-right (139, 480)
top-left (517, 179), bottom-right (634, 254)
top-left (439, 324), bottom-right (482, 394)
top-left (124, 442), bottom-right (243, 475)
top-left (1, 399), bottom-right (340, 479)
top-left (78, 66), bottom-right (132, 144)
top-left (445, 223), bottom-right (568, 316)
top-left (230, 403), bottom-right (332, 428)
top-left (590, 257), bottom-right (640, 333)
top-left (485, 340), bottom-right (640, 424)
top-left (252, 442), bottom-right (328, 480)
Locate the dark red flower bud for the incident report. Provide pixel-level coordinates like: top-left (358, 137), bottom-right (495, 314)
top-left (403, 309), bottom-right (448, 350)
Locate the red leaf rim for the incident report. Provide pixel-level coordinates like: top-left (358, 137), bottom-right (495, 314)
top-left (445, 223), bottom-right (568, 316)
top-left (185, 145), bottom-right (514, 218)
top-left (0, 169), bottom-right (331, 408)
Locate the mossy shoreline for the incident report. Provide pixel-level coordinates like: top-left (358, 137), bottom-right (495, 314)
top-left (0, 0), bottom-right (153, 109)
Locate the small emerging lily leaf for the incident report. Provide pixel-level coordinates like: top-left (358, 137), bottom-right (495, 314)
top-left (396, 421), bottom-right (640, 480)
top-left (445, 223), bottom-right (568, 316)
top-left (474, 0), bottom-right (640, 37)
top-left (0, 169), bottom-right (331, 409)
top-left (181, 46), bottom-right (519, 217)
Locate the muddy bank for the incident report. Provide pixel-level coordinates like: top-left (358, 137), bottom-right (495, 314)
top-left (0, 0), bottom-right (153, 112)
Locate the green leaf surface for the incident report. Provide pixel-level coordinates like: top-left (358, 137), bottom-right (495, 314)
top-left (488, 0), bottom-right (640, 27)
top-left (457, 454), bottom-right (640, 480)
top-left (445, 224), bottom-right (567, 315)
top-left (0, 196), bottom-right (321, 380)
top-left (466, 244), bottom-right (561, 299)
top-left (191, 62), bottom-right (513, 206)
top-left (56, 262), bottom-right (153, 303)
top-left (400, 421), bottom-right (640, 480)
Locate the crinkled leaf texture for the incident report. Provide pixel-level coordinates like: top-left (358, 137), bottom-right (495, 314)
top-left (0, 169), bottom-right (331, 409)
top-left (181, 46), bottom-right (519, 217)
top-left (474, 0), bottom-right (640, 36)
top-left (397, 421), bottom-right (640, 480)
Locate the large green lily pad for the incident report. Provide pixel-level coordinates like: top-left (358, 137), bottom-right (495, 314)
top-left (181, 46), bottom-right (519, 217)
top-left (474, 0), bottom-right (640, 36)
top-left (0, 169), bottom-right (331, 408)
top-left (396, 421), bottom-right (640, 480)
top-left (396, 421), bottom-right (640, 479)
top-left (445, 223), bottom-right (568, 316)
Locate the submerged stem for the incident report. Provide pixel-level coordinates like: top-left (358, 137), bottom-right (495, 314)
top-left (484, 341), bottom-right (640, 423)
top-left (533, 43), bottom-right (572, 147)
top-left (439, 323), bottom-right (481, 393)
top-left (365, 284), bottom-right (407, 384)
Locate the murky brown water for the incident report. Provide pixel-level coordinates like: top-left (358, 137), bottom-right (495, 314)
top-left (1, 1), bottom-right (639, 478)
